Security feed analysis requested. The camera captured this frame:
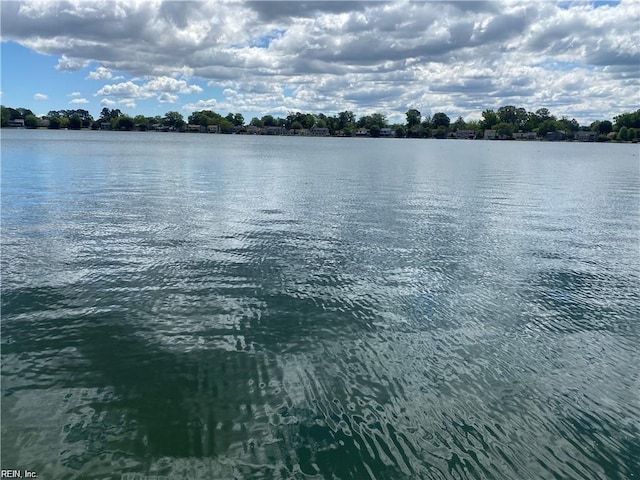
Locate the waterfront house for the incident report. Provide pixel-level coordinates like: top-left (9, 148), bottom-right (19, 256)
top-left (8, 119), bottom-right (25, 127)
top-left (454, 130), bottom-right (476, 139)
top-left (484, 129), bottom-right (498, 140)
top-left (545, 131), bottom-right (566, 141)
top-left (309, 126), bottom-right (330, 136)
top-left (187, 124), bottom-right (205, 132)
top-left (513, 131), bottom-right (537, 140)
top-left (265, 126), bottom-right (286, 135)
top-left (574, 131), bottom-right (598, 142)
top-left (355, 128), bottom-right (369, 137)
top-left (379, 128), bottom-right (395, 137)
top-left (246, 125), bottom-right (263, 135)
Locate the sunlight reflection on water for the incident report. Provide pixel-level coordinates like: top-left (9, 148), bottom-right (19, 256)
top-left (2, 130), bottom-right (639, 479)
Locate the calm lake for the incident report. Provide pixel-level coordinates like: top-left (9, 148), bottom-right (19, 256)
top-left (1, 129), bottom-right (639, 479)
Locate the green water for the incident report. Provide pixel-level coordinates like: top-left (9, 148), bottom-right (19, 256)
top-left (1, 130), bottom-right (639, 479)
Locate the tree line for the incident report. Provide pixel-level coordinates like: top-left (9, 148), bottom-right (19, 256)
top-left (2, 104), bottom-right (639, 141)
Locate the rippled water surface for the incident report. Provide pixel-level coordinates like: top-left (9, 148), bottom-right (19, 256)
top-left (2, 129), bottom-right (639, 479)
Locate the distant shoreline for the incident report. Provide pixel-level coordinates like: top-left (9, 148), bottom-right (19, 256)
top-left (3, 126), bottom-right (638, 144)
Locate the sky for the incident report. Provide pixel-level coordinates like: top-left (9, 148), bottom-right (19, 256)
top-left (1, 0), bottom-right (638, 125)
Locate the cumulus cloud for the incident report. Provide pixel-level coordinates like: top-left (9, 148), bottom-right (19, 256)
top-left (34, 93), bottom-right (48, 100)
top-left (182, 97), bottom-right (219, 114)
top-left (96, 81), bottom-right (145, 98)
top-left (94, 76), bottom-right (203, 107)
top-left (2, 0), bottom-right (638, 122)
top-left (86, 66), bottom-right (113, 80)
top-left (100, 98), bottom-right (117, 107)
top-left (68, 91), bottom-right (82, 97)
top-left (70, 98), bottom-right (89, 104)
top-left (119, 98), bottom-right (137, 109)
top-left (157, 92), bottom-right (179, 103)
top-left (56, 54), bottom-right (89, 71)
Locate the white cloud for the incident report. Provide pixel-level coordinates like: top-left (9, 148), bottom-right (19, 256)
top-left (95, 76), bottom-right (203, 107)
top-left (2, 0), bottom-right (638, 123)
top-left (182, 98), bottom-right (219, 114)
top-left (34, 93), bottom-right (48, 100)
top-left (157, 92), bottom-right (179, 103)
top-left (56, 54), bottom-right (89, 71)
top-left (68, 91), bottom-right (82, 97)
top-left (145, 77), bottom-right (202, 94)
top-left (118, 98), bottom-right (137, 109)
top-left (100, 98), bottom-right (117, 107)
top-left (96, 81), bottom-right (145, 98)
top-left (70, 98), bottom-right (89, 104)
top-left (86, 66), bottom-right (113, 80)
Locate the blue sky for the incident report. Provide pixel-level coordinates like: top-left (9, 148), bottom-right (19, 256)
top-left (2, 41), bottom-right (221, 119)
top-left (1, 0), bottom-right (638, 124)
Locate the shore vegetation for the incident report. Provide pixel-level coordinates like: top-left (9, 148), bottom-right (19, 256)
top-left (2, 105), bottom-right (638, 142)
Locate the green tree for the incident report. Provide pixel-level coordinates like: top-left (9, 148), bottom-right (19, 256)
top-left (219, 118), bottom-right (234, 133)
top-left (481, 109), bottom-right (498, 130)
top-left (515, 107), bottom-right (528, 129)
top-left (369, 125), bottom-right (381, 138)
top-left (261, 115), bottom-right (276, 127)
top-left (302, 113), bottom-right (315, 129)
top-left (342, 123), bottom-right (356, 136)
top-left (68, 115), bottom-right (82, 130)
top-left (408, 124), bottom-right (424, 138)
top-left (406, 109), bottom-right (421, 128)
top-left (134, 115), bottom-right (148, 130)
top-left (536, 108), bottom-right (551, 120)
top-left (466, 120), bottom-right (481, 136)
top-left (15, 107), bottom-right (34, 118)
top-left (189, 110), bottom-right (221, 127)
top-left (433, 125), bottom-right (448, 138)
top-left (338, 111), bottom-right (356, 129)
top-left (250, 117), bottom-right (264, 128)
top-left (1, 108), bottom-right (10, 127)
top-left (358, 113), bottom-right (387, 129)
top-left (116, 115), bottom-right (134, 131)
top-left (395, 125), bottom-right (406, 138)
top-left (325, 116), bottom-right (339, 135)
top-left (598, 120), bottom-right (613, 135)
top-left (100, 108), bottom-right (122, 122)
top-left (2, 106), bottom-right (24, 124)
top-left (537, 119), bottom-right (558, 136)
top-left (164, 111), bottom-right (185, 130)
top-left (497, 105), bottom-right (518, 125)
top-left (432, 112), bottom-right (450, 129)
top-left (452, 116), bottom-right (466, 131)
top-left (24, 114), bottom-right (39, 128)
top-left (233, 113), bottom-right (245, 127)
top-left (617, 126), bottom-right (629, 141)
top-left (613, 110), bottom-right (640, 130)
top-left (48, 116), bottom-right (62, 129)
top-left (495, 122), bottom-right (514, 139)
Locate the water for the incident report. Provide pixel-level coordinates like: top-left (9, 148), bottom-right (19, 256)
top-left (1, 129), bottom-right (639, 479)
